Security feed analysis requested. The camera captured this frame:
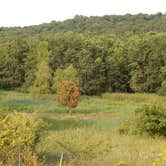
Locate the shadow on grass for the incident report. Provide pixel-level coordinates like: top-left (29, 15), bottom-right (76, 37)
top-left (43, 117), bottom-right (95, 131)
top-left (2, 99), bottom-right (52, 107)
top-left (38, 152), bottom-right (60, 166)
top-left (38, 151), bottom-right (73, 166)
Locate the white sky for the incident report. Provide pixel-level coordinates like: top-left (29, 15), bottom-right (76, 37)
top-left (0, 0), bottom-right (166, 27)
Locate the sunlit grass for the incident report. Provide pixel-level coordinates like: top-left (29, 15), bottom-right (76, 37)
top-left (36, 129), bottom-right (166, 166)
top-left (1, 90), bottom-right (166, 165)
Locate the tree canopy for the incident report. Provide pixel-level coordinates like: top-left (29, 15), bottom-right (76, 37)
top-left (0, 14), bottom-right (166, 95)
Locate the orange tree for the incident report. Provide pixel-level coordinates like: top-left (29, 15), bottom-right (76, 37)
top-left (56, 80), bottom-right (80, 114)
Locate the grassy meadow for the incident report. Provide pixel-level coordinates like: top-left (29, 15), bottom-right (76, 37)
top-left (1, 90), bottom-right (166, 165)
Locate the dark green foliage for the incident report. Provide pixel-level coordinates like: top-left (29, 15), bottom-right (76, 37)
top-left (135, 105), bottom-right (166, 136)
top-left (157, 81), bottom-right (166, 96)
top-left (107, 39), bottom-right (131, 92)
top-left (130, 34), bottom-right (166, 92)
top-left (48, 32), bottom-right (107, 95)
top-left (0, 14), bottom-right (166, 95)
top-left (118, 105), bottom-right (166, 136)
top-left (0, 38), bottom-right (29, 89)
top-left (157, 66), bottom-right (166, 96)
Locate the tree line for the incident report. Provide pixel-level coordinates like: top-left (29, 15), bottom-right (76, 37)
top-left (0, 31), bottom-right (166, 95)
top-left (1, 13), bottom-right (166, 43)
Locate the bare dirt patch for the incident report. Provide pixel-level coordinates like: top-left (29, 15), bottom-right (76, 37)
top-left (46, 113), bottom-right (118, 120)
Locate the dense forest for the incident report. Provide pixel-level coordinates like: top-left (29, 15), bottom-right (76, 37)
top-left (0, 13), bottom-right (166, 95)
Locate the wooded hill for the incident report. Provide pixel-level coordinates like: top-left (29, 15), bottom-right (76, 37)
top-left (1, 13), bottom-right (166, 42)
top-left (0, 13), bottom-right (166, 95)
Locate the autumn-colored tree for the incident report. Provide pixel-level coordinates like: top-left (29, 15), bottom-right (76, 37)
top-left (56, 80), bottom-right (80, 114)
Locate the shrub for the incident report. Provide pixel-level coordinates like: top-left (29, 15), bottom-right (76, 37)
top-left (52, 64), bottom-right (79, 93)
top-left (0, 112), bottom-right (43, 165)
top-left (118, 120), bottom-right (135, 135)
top-left (157, 81), bottom-right (166, 96)
top-left (135, 105), bottom-right (166, 136)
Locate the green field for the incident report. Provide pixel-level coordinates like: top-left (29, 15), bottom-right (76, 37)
top-left (1, 90), bottom-right (166, 166)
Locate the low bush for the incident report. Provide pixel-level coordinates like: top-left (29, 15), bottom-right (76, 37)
top-left (135, 105), bottom-right (166, 136)
top-left (0, 112), bottom-right (43, 165)
top-left (157, 81), bottom-right (166, 96)
top-left (118, 105), bottom-right (166, 137)
top-left (118, 119), bottom-right (136, 135)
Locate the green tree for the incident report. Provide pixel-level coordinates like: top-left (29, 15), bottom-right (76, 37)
top-left (107, 39), bottom-right (130, 92)
top-left (0, 39), bottom-right (29, 89)
top-left (130, 34), bottom-right (166, 92)
top-left (52, 64), bottom-right (79, 92)
top-left (157, 66), bottom-right (166, 95)
top-left (29, 41), bottom-right (52, 96)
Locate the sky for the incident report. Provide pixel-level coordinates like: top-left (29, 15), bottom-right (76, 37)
top-left (0, 0), bottom-right (166, 27)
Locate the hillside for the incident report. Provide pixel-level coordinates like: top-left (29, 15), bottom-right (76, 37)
top-left (0, 13), bottom-right (166, 42)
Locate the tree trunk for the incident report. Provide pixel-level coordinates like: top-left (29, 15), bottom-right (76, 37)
top-left (68, 108), bottom-right (72, 116)
top-left (59, 152), bottom-right (63, 166)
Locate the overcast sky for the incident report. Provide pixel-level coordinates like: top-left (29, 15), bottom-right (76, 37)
top-left (0, 0), bottom-right (166, 27)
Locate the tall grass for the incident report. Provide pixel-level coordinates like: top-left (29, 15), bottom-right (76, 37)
top-left (102, 92), bottom-right (166, 104)
top-left (37, 129), bottom-right (166, 166)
